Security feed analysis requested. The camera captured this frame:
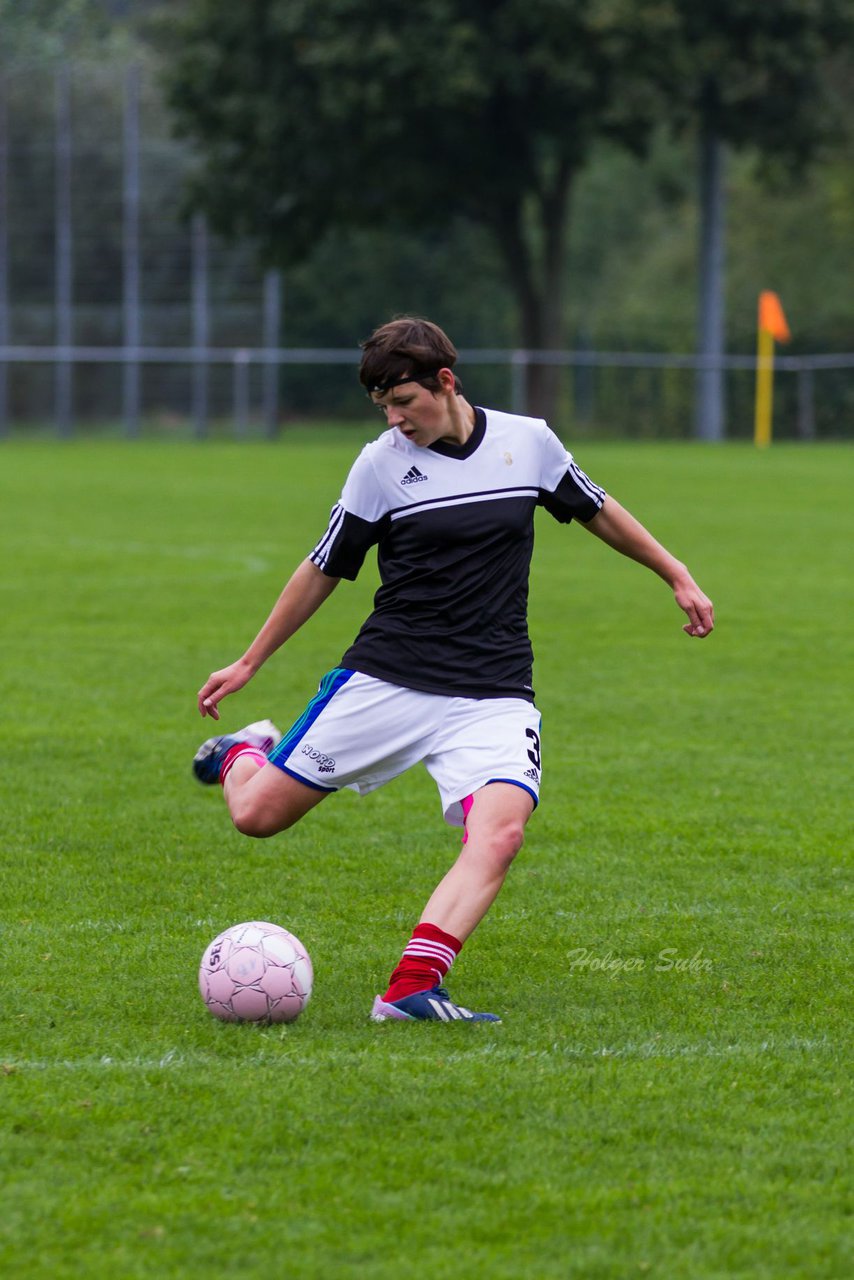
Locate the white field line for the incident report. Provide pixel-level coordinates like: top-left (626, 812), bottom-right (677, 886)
top-left (8, 918), bottom-right (227, 939)
top-left (70, 536), bottom-right (272, 574)
top-left (2, 1036), bottom-right (837, 1075)
top-left (57, 918), bottom-right (225, 933)
top-left (7, 535), bottom-right (273, 575)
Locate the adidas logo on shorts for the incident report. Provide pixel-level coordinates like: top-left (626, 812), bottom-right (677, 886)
top-left (400, 465), bottom-right (429, 486)
top-left (524, 767), bottom-right (540, 782)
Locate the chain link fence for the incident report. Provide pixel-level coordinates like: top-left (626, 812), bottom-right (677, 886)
top-left (1, 62), bottom-right (851, 441)
top-left (2, 341), bottom-right (851, 441)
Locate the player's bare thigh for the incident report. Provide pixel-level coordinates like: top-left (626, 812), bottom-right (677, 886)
top-left (227, 761), bottom-right (329, 838)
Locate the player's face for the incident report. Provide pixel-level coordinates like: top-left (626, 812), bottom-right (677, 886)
top-left (371, 379), bottom-right (455, 447)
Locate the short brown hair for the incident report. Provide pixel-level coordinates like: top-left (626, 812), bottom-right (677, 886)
top-left (359, 316), bottom-right (463, 395)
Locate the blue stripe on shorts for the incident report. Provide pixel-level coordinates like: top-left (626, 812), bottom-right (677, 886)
top-left (268, 667), bottom-right (356, 776)
top-left (487, 778), bottom-right (539, 808)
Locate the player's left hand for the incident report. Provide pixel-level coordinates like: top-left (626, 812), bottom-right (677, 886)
top-left (675, 579), bottom-right (715, 638)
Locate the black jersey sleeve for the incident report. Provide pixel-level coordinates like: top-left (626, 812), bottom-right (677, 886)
top-left (309, 446), bottom-right (390, 580)
top-left (310, 503), bottom-right (388, 579)
top-left (537, 427), bottom-right (605, 524)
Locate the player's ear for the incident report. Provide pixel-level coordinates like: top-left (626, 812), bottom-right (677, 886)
top-left (436, 367), bottom-right (456, 394)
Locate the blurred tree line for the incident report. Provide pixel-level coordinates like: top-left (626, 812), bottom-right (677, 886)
top-left (2, 0), bottom-right (854, 436)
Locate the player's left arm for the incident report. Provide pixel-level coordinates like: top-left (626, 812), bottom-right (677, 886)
top-left (583, 496), bottom-right (715, 638)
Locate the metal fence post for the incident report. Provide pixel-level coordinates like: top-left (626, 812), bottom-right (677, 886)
top-left (233, 348), bottom-right (249, 437)
top-left (55, 63), bottom-right (73, 439)
top-left (797, 364), bottom-right (816, 440)
top-left (191, 212), bottom-right (209, 439)
top-left (573, 329), bottom-right (594, 425)
top-left (696, 128), bottom-right (726, 442)
top-left (262, 269), bottom-right (281, 438)
top-left (510, 350), bottom-right (527, 415)
top-left (123, 63), bottom-right (141, 439)
top-left (0, 79), bottom-right (8, 438)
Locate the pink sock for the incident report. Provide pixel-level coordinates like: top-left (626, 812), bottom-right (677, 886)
top-left (220, 744), bottom-right (267, 786)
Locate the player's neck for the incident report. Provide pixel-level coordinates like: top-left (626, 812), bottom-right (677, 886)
top-left (438, 396), bottom-right (476, 446)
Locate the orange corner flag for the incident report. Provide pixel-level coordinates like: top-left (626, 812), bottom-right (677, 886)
top-left (755, 291), bottom-right (791, 447)
top-left (758, 290), bottom-right (791, 343)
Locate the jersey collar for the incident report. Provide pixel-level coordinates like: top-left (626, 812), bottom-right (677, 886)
top-left (428, 406), bottom-right (486, 459)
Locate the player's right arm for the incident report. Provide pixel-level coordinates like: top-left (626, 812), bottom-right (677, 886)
top-left (197, 560), bottom-right (340, 719)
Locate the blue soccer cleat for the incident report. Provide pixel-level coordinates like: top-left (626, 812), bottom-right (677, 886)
top-left (370, 985), bottom-right (501, 1023)
top-left (192, 718), bottom-right (281, 785)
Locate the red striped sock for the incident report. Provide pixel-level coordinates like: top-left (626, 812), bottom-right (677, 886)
top-left (383, 922), bottom-right (462, 1002)
top-left (220, 744), bottom-right (267, 786)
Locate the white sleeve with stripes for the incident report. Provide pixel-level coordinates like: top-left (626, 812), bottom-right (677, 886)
top-left (538, 426), bottom-right (606, 524)
top-left (309, 447), bottom-right (390, 579)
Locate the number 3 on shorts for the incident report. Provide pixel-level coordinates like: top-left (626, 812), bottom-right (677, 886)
top-left (526, 727), bottom-right (541, 770)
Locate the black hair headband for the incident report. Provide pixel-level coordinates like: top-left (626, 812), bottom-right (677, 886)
top-left (367, 367), bottom-right (443, 395)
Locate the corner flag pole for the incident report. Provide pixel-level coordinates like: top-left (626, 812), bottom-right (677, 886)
top-left (754, 291), bottom-right (791, 448)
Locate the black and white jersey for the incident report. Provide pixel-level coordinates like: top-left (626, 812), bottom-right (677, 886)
top-left (309, 406), bottom-right (605, 701)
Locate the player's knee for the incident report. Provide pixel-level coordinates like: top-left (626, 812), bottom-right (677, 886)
top-left (231, 810), bottom-right (273, 839)
top-left (483, 817), bottom-right (526, 871)
top-left (502, 817), bottom-right (526, 862)
top-left (230, 798), bottom-right (288, 839)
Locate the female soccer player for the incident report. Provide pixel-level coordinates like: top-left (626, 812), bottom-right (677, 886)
top-left (194, 317), bottom-right (714, 1022)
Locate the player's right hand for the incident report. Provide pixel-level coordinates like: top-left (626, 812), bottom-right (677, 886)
top-left (197, 657), bottom-right (255, 719)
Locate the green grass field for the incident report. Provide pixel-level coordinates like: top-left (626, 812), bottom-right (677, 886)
top-left (1, 434), bottom-right (851, 1279)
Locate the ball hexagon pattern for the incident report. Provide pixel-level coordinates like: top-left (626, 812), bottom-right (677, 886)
top-left (199, 921), bottom-right (313, 1024)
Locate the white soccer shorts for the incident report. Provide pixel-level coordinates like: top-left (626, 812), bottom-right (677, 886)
top-left (267, 667), bottom-right (543, 826)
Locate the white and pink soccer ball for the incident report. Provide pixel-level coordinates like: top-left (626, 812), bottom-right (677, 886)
top-left (199, 921), bottom-right (313, 1024)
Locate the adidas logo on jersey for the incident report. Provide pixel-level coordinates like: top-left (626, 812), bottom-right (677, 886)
top-left (400, 465), bottom-right (429, 486)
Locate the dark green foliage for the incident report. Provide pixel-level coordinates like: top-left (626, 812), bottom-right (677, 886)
top-left (640, 0), bottom-right (854, 163)
top-left (163, 1), bottom-right (679, 415)
top-left (164, 1), bottom-right (659, 261)
top-left (163, 0), bottom-right (854, 266)
top-left (162, 0), bottom-right (854, 423)
top-left (2, 4), bottom-right (854, 431)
